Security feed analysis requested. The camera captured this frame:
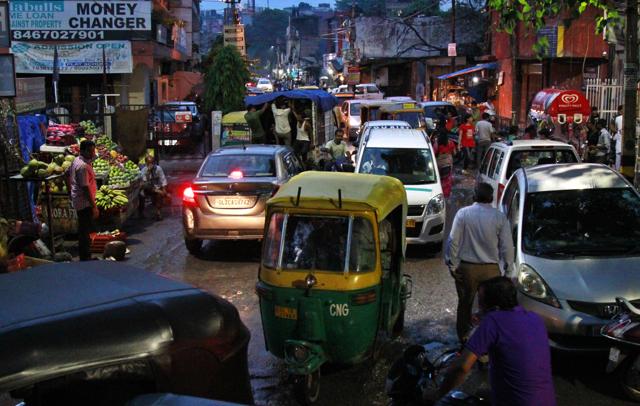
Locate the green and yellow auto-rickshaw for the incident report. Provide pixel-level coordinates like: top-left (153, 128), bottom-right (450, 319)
top-left (256, 172), bottom-right (412, 404)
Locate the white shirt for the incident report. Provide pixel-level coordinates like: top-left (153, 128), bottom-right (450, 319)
top-left (598, 128), bottom-right (611, 153)
top-left (475, 120), bottom-right (494, 143)
top-left (445, 203), bottom-right (514, 273)
top-left (615, 114), bottom-right (623, 133)
top-left (272, 104), bottom-right (291, 134)
top-left (296, 121), bottom-right (310, 141)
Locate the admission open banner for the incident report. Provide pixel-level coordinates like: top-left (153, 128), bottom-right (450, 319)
top-left (12, 41), bottom-right (133, 75)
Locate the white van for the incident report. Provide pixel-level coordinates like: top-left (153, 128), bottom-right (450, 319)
top-left (477, 140), bottom-right (581, 206)
top-left (355, 128), bottom-right (445, 245)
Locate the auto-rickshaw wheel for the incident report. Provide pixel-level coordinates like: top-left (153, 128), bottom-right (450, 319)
top-left (392, 308), bottom-right (405, 337)
top-left (293, 369), bottom-right (320, 405)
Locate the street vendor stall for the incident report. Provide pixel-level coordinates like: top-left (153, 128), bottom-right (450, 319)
top-left (244, 89), bottom-right (339, 146)
top-left (529, 88), bottom-right (592, 151)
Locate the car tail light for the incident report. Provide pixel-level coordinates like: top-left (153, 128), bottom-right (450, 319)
top-left (351, 289), bottom-right (377, 305)
top-left (497, 183), bottom-right (505, 204)
top-left (229, 170), bottom-right (243, 179)
top-left (183, 186), bottom-right (195, 204)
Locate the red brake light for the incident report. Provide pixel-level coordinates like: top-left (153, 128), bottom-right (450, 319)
top-left (497, 183), bottom-right (506, 204)
top-left (183, 186), bottom-right (195, 204)
top-left (229, 170), bottom-right (243, 179)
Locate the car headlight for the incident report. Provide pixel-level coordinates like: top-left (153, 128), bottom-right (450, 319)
top-left (517, 264), bottom-right (561, 308)
top-left (426, 194), bottom-right (445, 215)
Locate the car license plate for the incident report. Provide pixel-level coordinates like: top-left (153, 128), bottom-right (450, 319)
top-left (275, 305), bottom-right (297, 320)
top-left (406, 219), bottom-right (416, 228)
top-left (159, 140), bottom-right (178, 146)
top-left (609, 347), bottom-right (621, 363)
top-left (212, 196), bottom-right (256, 209)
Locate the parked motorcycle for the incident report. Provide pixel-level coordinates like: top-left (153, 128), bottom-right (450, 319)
top-left (386, 345), bottom-right (489, 406)
top-left (602, 297), bottom-right (640, 402)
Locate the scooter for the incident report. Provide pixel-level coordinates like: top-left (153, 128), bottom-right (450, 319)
top-left (602, 297), bottom-right (640, 402)
top-left (386, 345), bottom-right (490, 406)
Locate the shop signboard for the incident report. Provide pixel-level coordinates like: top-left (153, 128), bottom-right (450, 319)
top-left (15, 77), bottom-right (45, 113)
top-left (9, 0), bottom-right (151, 41)
top-left (347, 66), bottom-right (360, 85)
top-left (0, 2), bottom-right (10, 48)
top-left (0, 54), bottom-right (15, 96)
top-left (12, 41), bottom-right (133, 74)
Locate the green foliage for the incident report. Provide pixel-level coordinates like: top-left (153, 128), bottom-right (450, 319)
top-left (204, 46), bottom-right (250, 114)
top-left (335, 0), bottom-right (386, 16)
top-left (487, 0), bottom-right (619, 34)
top-left (201, 35), bottom-right (224, 70)
top-left (245, 9), bottom-right (290, 68)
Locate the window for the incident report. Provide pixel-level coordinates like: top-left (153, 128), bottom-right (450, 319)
top-left (366, 85), bottom-right (380, 93)
top-left (283, 153), bottom-right (302, 176)
top-left (359, 147), bottom-right (437, 185)
top-left (479, 148), bottom-right (495, 175)
top-left (506, 149), bottom-right (579, 179)
top-left (350, 103), bottom-right (361, 116)
top-left (522, 188), bottom-right (640, 257)
top-left (491, 151), bottom-right (505, 180)
top-left (487, 150), bottom-right (502, 180)
top-left (263, 214), bottom-right (376, 272)
top-left (394, 112), bottom-right (423, 128)
top-left (501, 178), bottom-right (518, 213)
top-left (201, 154), bottom-right (276, 177)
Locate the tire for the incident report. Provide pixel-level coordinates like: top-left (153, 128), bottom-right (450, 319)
top-left (293, 370), bottom-right (321, 405)
top-left (619, 354), bottom-right (640, 402)
top-left (185, 238), bottom-right (202, 255)
top-left (392, 308), bottom-right (405, 337)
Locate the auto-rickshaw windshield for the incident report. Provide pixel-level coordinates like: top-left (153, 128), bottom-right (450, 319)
top-left (263, 213), bottom-right (376, 273)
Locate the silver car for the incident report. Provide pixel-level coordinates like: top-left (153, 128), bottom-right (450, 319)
top-left (182, 145), bottom-right (303, 255)
top-left (500, 163), bottom-right (640, 351)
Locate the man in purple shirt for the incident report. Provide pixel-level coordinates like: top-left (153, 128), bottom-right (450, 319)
top-left (433, 277), bottom-right (556, 406)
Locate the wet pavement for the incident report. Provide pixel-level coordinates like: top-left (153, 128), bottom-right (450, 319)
top-left (120, 162), bottom-right (634, 406)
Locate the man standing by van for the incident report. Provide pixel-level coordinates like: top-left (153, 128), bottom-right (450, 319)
top-left (272, 98), bottom-right (292, 146)
top-left (475, 113), bottom-right (494, 166)
top-left (445, 182), bottom-right (514, 342)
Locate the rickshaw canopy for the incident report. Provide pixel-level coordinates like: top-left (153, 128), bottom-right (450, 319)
top-left (222, 111), bottom-right (248, 125)
top-left (244, 89), bottom-right (338, 112)
top-left (268, 171), bottom-right (407, 221)
top-left (529, 89), bottom-right (591, 123)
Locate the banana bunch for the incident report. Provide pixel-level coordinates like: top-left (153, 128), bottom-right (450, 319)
top-left (96, 185), bottom-right (129, 210)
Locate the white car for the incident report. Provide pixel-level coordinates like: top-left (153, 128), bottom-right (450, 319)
top-left (477, 140), bottom-right (581, 206)
top-left (354, 128), bottom-right (445, 245)
top-left (354, 120), bottom-right (412, 147)
top-left (256, 78), bottom-right (273, 92)
top-left (355, 83), bottom-right (384, 100)
top-left (499, 163), bottom-right (640, 350)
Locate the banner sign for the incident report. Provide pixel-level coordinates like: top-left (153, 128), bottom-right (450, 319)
top-left (9, 0), bottom-right (151, 41)
top-left (12, 41), bottom-right (133, 74)
top-left (0, 2), bottom-right (10, 48)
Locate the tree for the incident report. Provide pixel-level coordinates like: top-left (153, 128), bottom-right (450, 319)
top-left (201, 35), bottom-right (224, 71)
top-left (204, 45), bottom-right (250, 114)
top-left (245, 9), bottom-right (290, 68)
top-left (335, 0), bottom-right (386, 16)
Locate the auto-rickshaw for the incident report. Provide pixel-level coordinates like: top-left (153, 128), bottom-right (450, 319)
top-left (256, 172), bottom-right (412, 404)
top-left (378, 102), bottom-right (427, 130)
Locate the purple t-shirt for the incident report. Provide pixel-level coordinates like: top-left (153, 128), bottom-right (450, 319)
top-left (466, 306), bottom-right (556, 406)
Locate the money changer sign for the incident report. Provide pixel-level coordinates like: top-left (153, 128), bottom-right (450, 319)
top-left (10, 0), bottom-right (151, 41)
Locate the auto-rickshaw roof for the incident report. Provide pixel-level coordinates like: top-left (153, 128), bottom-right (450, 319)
top-left (268, 172), bottom-right (407, 221)
top-left (222, 111), bottom-right (248, 124)
top-left (244, 89), bottom-right (338, 112)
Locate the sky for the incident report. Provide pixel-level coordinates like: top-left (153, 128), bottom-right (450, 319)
top-left (200, 0), bottom-right (332, 11)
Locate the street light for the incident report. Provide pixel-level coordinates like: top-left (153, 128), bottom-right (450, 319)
top-left (472, 76), bottom-right (479, 84)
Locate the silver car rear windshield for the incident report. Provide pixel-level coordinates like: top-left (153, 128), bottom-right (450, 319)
top-left (201, 154), bottom-right (275, 177)
top-left (523, 188), bottom-right (640, 257)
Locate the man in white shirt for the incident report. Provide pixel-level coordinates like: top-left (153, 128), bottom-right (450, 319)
top-left (272, 98), bottom-right (292, 146)
top-left (474, 113), bottom-right (495, 167)
top-left (614, 105), bottom-right (623, 171)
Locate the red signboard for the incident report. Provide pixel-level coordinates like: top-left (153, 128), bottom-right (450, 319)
top-left (174, 111), bottom-right (192, 123)
top-left (529, 88), bottom-right (591, 124)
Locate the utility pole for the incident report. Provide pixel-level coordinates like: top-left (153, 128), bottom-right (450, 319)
top-left (450, 0), bottom-right (456, 73)
top-left (623, 0), bottom-right (637, 182)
